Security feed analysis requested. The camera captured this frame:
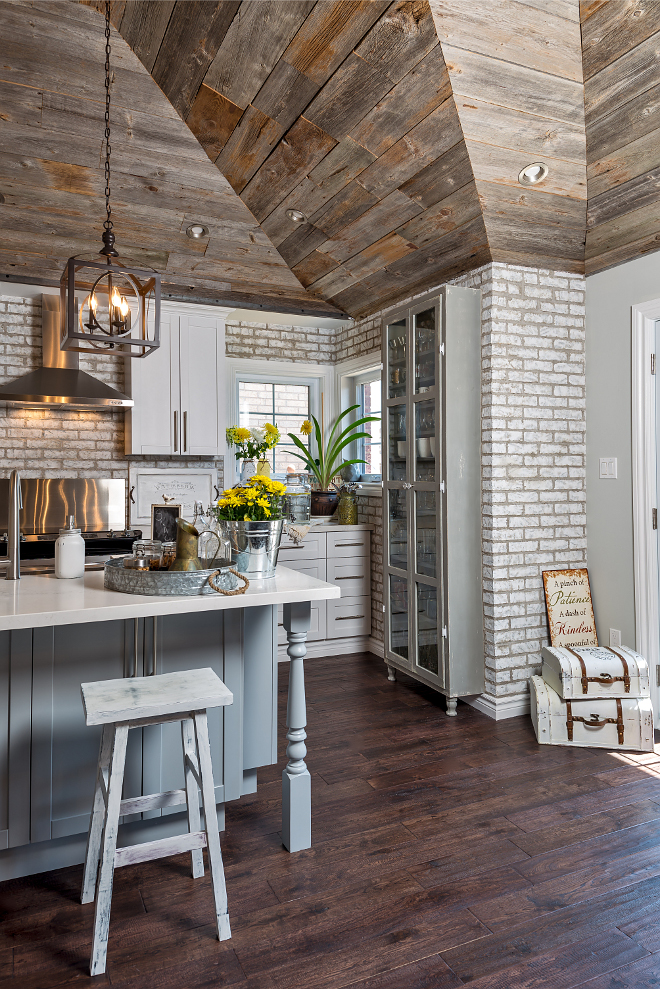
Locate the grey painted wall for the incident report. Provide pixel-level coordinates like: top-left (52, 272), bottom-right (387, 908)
top-left (586, 252), bottom-right (660, 649)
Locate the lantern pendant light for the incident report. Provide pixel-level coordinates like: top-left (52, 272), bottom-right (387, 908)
top-left (59, 0), bottom-right (160, 358)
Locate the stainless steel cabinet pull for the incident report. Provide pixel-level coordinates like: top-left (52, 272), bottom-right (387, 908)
top-left (336, 614), bottom-right (364, 621)
top-left (403, 482), bottom-right (413, 489)
top-left (335, 542), bottom-right (364, 547)
top-left (183, 411), bottom-right (187, 452)
top-left (173, 410), bottom-right (178, 452)
top-left (335, 576), bottom-right (362, 581)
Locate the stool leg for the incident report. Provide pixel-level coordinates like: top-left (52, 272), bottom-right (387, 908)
top-left (81, 724), bottom-right (112, 905)
top-left (181, 717), bottom-right (204, 879)
top-left (194, 711), bottom-right (231, 941)
top-left (90, 724), bottom-right (128, 977)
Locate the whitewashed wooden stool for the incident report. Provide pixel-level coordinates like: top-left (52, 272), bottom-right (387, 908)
top-left (80, 667), bottom-right (233, 977)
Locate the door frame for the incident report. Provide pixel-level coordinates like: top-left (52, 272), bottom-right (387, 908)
top-left (631, 298), bottom-right (660, 708)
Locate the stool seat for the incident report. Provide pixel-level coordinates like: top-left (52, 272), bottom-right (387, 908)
top-left (81, 667), bottom-right (232, 725)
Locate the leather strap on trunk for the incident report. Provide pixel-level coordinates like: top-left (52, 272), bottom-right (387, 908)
top-left (566, 697), bottom-right (624, 745)
top-left (567, 647), bottom-right (630, 694)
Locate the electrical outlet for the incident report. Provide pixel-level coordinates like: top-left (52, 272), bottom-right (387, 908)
top-left (609, 628), bottom-right (622, 648)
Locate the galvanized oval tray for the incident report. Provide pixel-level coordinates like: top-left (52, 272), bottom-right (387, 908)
top-left (104, 558), bottom-right (240, 596)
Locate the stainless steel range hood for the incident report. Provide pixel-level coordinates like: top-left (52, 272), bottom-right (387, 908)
top-left (0, 295), bottom-right (133, 409)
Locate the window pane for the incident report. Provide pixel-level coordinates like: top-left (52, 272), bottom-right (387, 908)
top-left (238, 380), bottom-right (311, 473)
top-left (359, 376), bottom-right (382, 476)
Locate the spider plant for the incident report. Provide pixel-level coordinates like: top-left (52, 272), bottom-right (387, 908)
top-left (287, 405), bottom-right (380, 490)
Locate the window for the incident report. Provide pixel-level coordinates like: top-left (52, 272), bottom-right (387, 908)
top-left (355, 369), bottom-right (382, 480)
top-left (238, 380), bottom-right (310, 472)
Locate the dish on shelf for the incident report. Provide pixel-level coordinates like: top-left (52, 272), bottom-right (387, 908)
top-left (397, 441), bottom-right (407, 458)
top-left (417, 437), bottom-right (431, 458)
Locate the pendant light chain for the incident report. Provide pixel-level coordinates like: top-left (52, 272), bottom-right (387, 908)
top-left (103, 0), bottom-right (112, 235)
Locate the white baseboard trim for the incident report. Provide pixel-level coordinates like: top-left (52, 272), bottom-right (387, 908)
top-left (277, 636), bottom-right (374, 662)
top-left (464, 692), bottom-right (530, 721)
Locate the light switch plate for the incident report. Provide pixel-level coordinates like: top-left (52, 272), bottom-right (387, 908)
top-left (600, 457), bottom-right (617, 479)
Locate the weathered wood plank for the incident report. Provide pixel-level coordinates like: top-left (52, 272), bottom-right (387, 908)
top-left (523, 0), bottom-right (580, 21)
top-left (0, 80), bottom-right (42, 127)
top-left (350, 44), bottom-right (452, 157)
top-left (308, 181), bottom-right (380, 239)
top-left (584, 31), bottom-right (660, 126)
top-left (587, 122), bottom-right (660, 198)
top-left (442, 44), bottom-right (585, 125)
top-left (318, 190), bottom-right (423, 263)
top-left (581, 0), bottom-right (660, 81)
top-left (486, 211), bottom-right (586, 261)
top-left (304, 52), bottom-right (394, 143)
top-left (260, 178), bottom-right (334, 247)
top-left (308, 231), bottom-right (418, 299)
top-left (241, 117), bottom-right (337, 222)
top-left (428, 0), bottom-right (583, 82)
top-left (585, 195), bottom-right (660, 260)
top-left (354, 0), bottom-right (439, 85)
top-left (291, 251), bottom-right (340, 289)
top-left (277, 225), bottom-right (329, 268)
top-left (152, 1), bottom-right (241, 119)
top-left (215, 106), bottom-right (285, 193)
top-left (308, 137), bottom-right (376, 198)
top-left (580, 0), bottom-right (609, 19)
top-left (331, 216), bottom-right (490, 315)
top-left (455, 96), bottom-right (586, 164)
top-left (465, 142), bottom-right (587, 199)
top-left (357, 97), bottom-right (465, 200)
top-left (397, 181), bottom-right (482, 248)
top-left (478, 180), bottom-right (587, 231)
top-left (163, 252), bottom-right (303, 290)
top-left (587, 165), bottom-right (660, 229)
top-left (400, 141), bottom-right (474, 210)
top-left (252, 59), bottom-right (320, 132)
top-left (282, 0), bottom-right (391, 86)
top-left (119, 0), bottom-right (175, 73)
top-left (586, 78), bottom-right (660, 165)
top-left (185, 84), bottom-right (243, 162)
top-left (203, 0), bottom-right (315, 110)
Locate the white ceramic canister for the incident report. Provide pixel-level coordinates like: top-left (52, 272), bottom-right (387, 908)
top-left (55, 515), bottom-right (85, 578)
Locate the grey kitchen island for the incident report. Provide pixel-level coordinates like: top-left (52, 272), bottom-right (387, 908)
top-left (0, 566), bottom-right (339, 880)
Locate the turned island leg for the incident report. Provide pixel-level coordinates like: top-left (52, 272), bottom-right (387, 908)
top-left (282, 600), bottom-right (311, 852)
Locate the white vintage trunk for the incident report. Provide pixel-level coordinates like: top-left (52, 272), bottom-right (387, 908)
top-left (530, 675), bottom-right (655, 753)
top-left (541, 645), bottom-right (650, 700)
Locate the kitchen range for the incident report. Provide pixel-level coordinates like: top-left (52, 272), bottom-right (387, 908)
top-left (0, 477), bottom-right (140, 574)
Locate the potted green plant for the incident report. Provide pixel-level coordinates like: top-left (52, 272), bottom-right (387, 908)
top-left (287, 405), bottom-right (380, 516)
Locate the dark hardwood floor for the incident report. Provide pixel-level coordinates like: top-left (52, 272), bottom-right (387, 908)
top-left (2, 652), bottom-right (660, 988)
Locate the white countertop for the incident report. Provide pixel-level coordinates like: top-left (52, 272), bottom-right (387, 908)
top-left (0, 566), bottom-right (340, 631)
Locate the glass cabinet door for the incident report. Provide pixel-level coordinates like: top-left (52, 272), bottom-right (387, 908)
top-left (384, 297), bottom-right (445, 684)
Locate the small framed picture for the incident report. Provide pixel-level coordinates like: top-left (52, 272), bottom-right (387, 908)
top-left (542, 568), bottom-right (598, 648)
top-left (151, 504), bottom-right (180, 543)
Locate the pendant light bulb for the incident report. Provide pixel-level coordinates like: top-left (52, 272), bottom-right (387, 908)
top-left (89, 293), bottom-right (98, 313)
top-left (118, 296), bottom-right (129, 317)
top-left (111, 287), bottom-right (121, 307)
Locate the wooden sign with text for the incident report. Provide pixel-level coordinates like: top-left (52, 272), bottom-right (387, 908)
top-left (542, 568), bottom-right (598, 648)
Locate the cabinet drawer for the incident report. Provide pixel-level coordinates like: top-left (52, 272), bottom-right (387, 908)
top-left (327, 557), bottom-right (369, 597)
top-left (327, 530), bottom-right (370, 559)
top-left (278, 532), bottom-right (326, 563)
top-left (327, 596), bottom-right (371, 639)
top-left (279, 560), bottom-right (326, 581)
top-left (277, 602), bottom-right (326, 645)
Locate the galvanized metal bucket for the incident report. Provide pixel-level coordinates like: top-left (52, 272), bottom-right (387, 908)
top-left (221, 518), bottom-right (284, 578)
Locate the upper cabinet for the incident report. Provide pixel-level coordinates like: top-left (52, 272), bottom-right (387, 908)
top-left (125, 303), bottom-right (232, 457)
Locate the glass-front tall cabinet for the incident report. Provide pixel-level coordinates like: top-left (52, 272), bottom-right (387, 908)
top-left (383, 286), bottom-right (484, 715)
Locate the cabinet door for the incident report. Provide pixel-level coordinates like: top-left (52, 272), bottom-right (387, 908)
top-left (30, 621), bottom-right (141, 842)
top-left (179, 313), bottom-right (225, 456)
top-left (0, 630), bottom-right (32, 849)
top-left (125, 310), bottom-right (179, 455)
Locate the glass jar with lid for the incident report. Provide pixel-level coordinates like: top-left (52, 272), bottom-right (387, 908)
top-left (284, 472), bottom-right (311, 522)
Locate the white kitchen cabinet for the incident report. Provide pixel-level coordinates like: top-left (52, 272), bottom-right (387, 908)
top-left (125, 302), bottom-right (233, 457)
top-left (277, 523), bottom-right (372, 656)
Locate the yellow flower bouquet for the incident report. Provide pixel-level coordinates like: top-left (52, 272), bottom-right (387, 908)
top-left (226, 423), bottom-right (280, 462)
top-left (212, 475), bottom-right (287, 522)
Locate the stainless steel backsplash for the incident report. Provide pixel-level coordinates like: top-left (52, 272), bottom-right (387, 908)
top-left (0, 478), bottom-right (126, 534)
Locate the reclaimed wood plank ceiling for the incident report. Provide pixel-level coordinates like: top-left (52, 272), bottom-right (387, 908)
top-left (2, 1), bottom-right (659, 319)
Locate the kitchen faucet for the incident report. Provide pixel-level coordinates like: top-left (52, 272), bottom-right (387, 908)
top-left (0, 470), bottom-right (22, 580)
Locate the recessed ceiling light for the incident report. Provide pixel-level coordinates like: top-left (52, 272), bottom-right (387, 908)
top-left (286, 209), bottom-right (306, 223)
top-left (186, 223), bottom-right (209, 239)
top-left (518, 163), bottom-right (549, 186)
